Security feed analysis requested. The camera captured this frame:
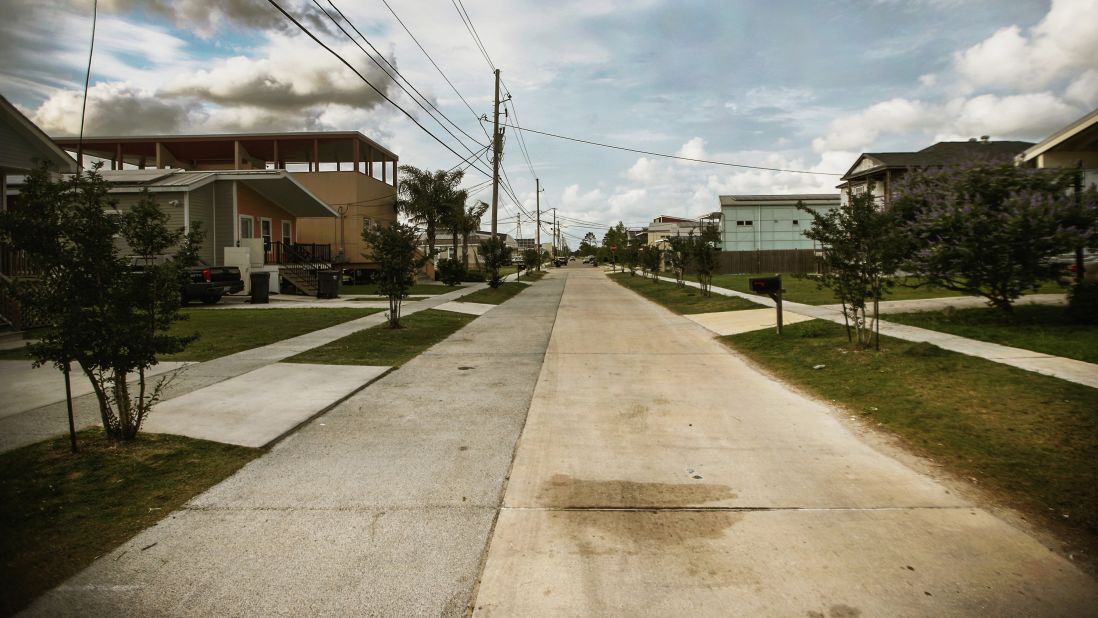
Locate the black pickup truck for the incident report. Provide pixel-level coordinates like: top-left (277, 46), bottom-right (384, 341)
top-left (130, 257), bottom-right (244, 305)
top-left (184, 265), bottom-right (244, 304)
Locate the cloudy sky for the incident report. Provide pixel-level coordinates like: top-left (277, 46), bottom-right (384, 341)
top-left (2, 0), bottom-right (1096, 245)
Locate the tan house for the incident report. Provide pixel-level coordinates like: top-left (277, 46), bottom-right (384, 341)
top-left (53, 131), bottom-right (399, 280)
top-left (1016, 107), bottom-right (1098, 188)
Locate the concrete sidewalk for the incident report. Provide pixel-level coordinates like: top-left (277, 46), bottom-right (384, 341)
top-left (0, 283), bottom-right (489, 454)
top-left (24, 274), bottom-right (566, 616)
top-left (473, 268), bottom-right (1098, 616)
top-left (656, 275), bottom-right (1098, 389)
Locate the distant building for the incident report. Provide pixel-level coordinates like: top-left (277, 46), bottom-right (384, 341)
top-left (645, 215), bottom-right (700, 246)
top-left (838, 139), bottom-right (1033, 207)
top-left (718, 194), bottom-right (838, 252)
top-left (419, 230), bottom-right (518, 269)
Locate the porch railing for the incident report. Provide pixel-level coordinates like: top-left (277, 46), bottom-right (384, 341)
top-left (264, 241), bottom-right (332, 266)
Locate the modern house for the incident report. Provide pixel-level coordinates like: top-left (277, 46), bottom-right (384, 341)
top-left (1016, 107), bottom-right (1098, 188)
top-left (718, 194), bottom-right (839, 252)
top-left (419, 230), bottom-right (519, 269)
top-left (52, 132), bottom-right (399, 282)
top-left (645, 215), bottom-right (700, 246)
top-left (838, 139), bottom-right (1033, 207)
top-left (1, 95), bottom-right (78, 327)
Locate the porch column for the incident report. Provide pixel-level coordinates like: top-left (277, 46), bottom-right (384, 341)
top-left (352, 139), bottom-right (360, 174)
top-left (367, 145), bottom-right (374, 176)
top-left (313, 139), bottom-right (319, 172)
top-left (381, 154), bottom-right (387, 183)
top-left (115, 143), bottom-right (123, 170)
top-left (234, 140), bottom-right (241, 170)
top-left (272, 140), bottom-right (280, 170)
top-left (391, 159), bottom-right (397, 187)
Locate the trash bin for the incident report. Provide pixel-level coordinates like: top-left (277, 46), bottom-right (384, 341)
top-left (250, 271), bottom-right (270, 304)
top-left (317, 270), bottom-right (340, 299)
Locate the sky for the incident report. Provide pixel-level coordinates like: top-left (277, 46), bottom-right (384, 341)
top-left (2, 0), bottom-right (1097, 247)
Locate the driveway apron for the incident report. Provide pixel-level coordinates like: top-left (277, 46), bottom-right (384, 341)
top-left (471, 268), bottom-right (1098, 616)
top-left (23, 276), bottom-right (565, 617)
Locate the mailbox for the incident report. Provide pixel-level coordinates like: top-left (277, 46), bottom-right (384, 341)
top-left (749, 276), bottom-right (782, 294)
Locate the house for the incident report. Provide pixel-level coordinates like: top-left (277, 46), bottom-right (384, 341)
top-left (718, 194), bottom-right (839, 252)
top-left (1016, 107), bottom-right (1098, 188)
top-left (52, 131), bottom-right (399, 281)
top-left (645, 215), bottom-right (700, 246)
top-left (838, 138), bottom-right (1033, 207)
top-left (420, 231), bottom-right (519, 269)
top-left (1, 95), bottom-right (78, 327)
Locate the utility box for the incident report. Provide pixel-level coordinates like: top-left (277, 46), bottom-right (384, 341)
top-left (749, 276), bottom-right (782, 294)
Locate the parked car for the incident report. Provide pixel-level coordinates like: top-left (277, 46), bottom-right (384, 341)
top-left (553, 257), bottom-right (568, 267)
top-left (130, 256), bottom-right (244, 305)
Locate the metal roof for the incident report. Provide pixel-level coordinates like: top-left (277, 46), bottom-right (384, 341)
top-left (721, 194), bottom-right (838, 202)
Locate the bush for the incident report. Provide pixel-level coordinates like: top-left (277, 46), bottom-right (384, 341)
top-left (462, 270), bottom-right (486, 282)
top-left (1067, 281), bottom-right (1098, 324)
top-left (436, 259), bottom-right (466, 286)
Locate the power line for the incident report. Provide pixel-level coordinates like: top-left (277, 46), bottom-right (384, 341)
top-left (321, 0), bottom-right (486, 150)
top-left (265, 0), bottom-right (492, 178)
top-left (377, 0), bottom-right (489, 137)
top-left (501, 122), bottom-right (843, 176)
top-left (452, 0), bottom-right (495, 71)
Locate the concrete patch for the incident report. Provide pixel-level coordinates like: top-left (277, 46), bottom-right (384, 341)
top-left (684, 307), bottom-right (816, 336)
top-left (0, 360), bottom-right (192, 419)
top-left (434, 301), bottom-right (497, 316)
top-left (143, 363), bottom-right (388, 447)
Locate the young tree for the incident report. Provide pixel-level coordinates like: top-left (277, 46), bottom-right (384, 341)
top-left (363, 221), bottom-right (425, 328)
top-left (522, 248), bottom-right (540, 275)
top-left (0, 166), bottom-right (197, 442)
top-left (459, 200), bottom-right (488, 269)
top-left (479, 236), bottom-right (513, 288)
top-left (892, 161), bottom-right (1096, 313)
top-left (667, 235), bottom-right (693, 287)
top-left (799, 191), bottom-right (903, 348)
top-left (691, 224), bottom-right (721, 296)
top-left (622, 234), bottom-right (643, 276)
top-left (578, 232), bottom-right (598, 257)
top-left (641, 245), bottom-right (662, 281)
top-left (602, 221), bottom-right (628, 271)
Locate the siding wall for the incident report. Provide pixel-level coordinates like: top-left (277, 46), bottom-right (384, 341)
top-left (0, 119), bottom-right (46, 171)
top-left (213, 180), bottom-right (235, 266)
top-left (720, 203), bottom-right (835, 251)
top-left (188, 183), bottom-right (216, 265)
top-left (110, 191), bottom-right (188, 257)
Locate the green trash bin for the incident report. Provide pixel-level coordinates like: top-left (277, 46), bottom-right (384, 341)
top-left (317, 270), bottom-right (340, 299)
top-left (249, 272), bottom-right (270, 304)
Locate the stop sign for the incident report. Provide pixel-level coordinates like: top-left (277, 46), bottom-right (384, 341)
top-left (610, 245), bottom-right (618, 252)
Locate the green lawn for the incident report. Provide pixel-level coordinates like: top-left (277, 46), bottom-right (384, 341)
top-left (0, 429), bottom-right (259, 616)
top-left (517, 270), bottom-right (546, 282)
top-left (459, 282), bottom-right (528, 305)
top-left (724, 320), bottom-right (1098, 565)
top-left (689, 273), bottom-right (1065, 306)
top-left (161, 308), bottom-right (381, 362)
top-left (341, 283), bottom-right (459, 296)
top-left (285, 309), bottom-right (474, 367)
top-left (0, 345), bottom-right (31, 361)
top-left (610, 272), bottom-right (762, 314)
top-left (885, 304), bottom-right (1098, 365)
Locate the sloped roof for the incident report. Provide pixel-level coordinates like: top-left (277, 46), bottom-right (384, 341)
top-left (1019, 107), bottom-right (1098, 163)
top-left (841, 140), bottom-right (1034, 181)
top-left (0, 95), bottom-right (77, 173)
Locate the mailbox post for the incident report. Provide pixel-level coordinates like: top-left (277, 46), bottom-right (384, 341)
top-left (749, 275), bottom-right (784, 334)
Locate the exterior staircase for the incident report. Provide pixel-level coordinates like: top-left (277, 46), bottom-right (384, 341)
top-left (280, 269), bottom-right (320, 296)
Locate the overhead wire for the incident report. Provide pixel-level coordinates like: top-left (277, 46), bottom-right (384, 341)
top-left (264, 0), bottom-right (493, 178)
top-left (451, 0), bottom-right (496, 71)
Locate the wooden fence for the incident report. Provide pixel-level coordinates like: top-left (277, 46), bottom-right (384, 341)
top-left (717, 249), bottom-right (824, 274)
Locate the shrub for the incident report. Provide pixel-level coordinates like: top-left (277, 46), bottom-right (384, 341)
top-left (1067, 281), bottom-right (1098, 324)
top-left (436, 258), bottom-right (466, 286)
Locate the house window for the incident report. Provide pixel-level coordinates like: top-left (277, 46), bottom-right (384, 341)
top-left (281, 220), bottom-right (292, 245)
top-left (239, 215), bottom-right (254, 239)
top-left (736, 220), bottom-right (753, 227)
top-left (260, 218), bottom-right (273, 249)
top-left (362, 217), bottom-right (375, 234)
top-left (792, 220), bottom-right (799, 226)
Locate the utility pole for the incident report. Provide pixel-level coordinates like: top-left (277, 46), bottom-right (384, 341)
top-left (535, 178), bottom-right (542, 271)
top-left (551, 208), bottom-right (557, 258)
top-left (490, 68), bottom-right (501, 239)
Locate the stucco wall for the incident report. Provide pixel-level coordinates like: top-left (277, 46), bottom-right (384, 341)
top-left (291, 171), bottom-right (397, 266)
top-left (236, 181), bottom-right (295, 247)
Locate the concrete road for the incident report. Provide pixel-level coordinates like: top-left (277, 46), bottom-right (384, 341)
top-left (23, 276), bottom-right (565, 617)
top-left (472, 268), bottom-right (1098, 616)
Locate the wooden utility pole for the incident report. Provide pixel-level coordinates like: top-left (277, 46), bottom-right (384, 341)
top-left (535, 178), bottom-right (542, 271)
top-left (490, 68), bottom-right (501, 238)
top-left (551, 208), bottom-right (558, 258)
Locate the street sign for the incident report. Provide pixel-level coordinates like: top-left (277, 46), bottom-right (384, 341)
top-left (610, 245), bottom-right (618, 252)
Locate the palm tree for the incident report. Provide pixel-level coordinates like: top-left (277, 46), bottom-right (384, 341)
top-left (460, 201), bottom-right (489, 269)
top-left (395, 165), bottom-right (464, 260)
top-left (440, 187), bottom-right (469, 267)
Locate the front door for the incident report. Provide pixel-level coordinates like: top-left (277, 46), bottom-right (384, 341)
top-left (260, 218), bottom-right (273, 250)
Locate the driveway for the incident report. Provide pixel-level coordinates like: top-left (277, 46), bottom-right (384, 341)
top-left (472, 268), bottom-right (1098, 616)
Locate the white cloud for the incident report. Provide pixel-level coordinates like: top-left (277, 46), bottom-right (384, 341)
top-left (675, 137), bottom-right (707, 160)
top-left (1065, 69), bottom-right (1098, 108)
top-left (812, 98), bottom-right (935, 153)
top-left (954, 0), bottom-right (1098, 91)
top-left (32, 81), bottom-right (192, 135)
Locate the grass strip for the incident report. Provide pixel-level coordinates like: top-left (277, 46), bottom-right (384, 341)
top-left (610, 272), bottom-right (761, 314)
top-left (161, 308), bottom-right (381, 362)
top-left (724, 320), bottom-right (1098, 563)
top-left (285, 309), bottom-right (474, 367)
top-left (341, 283), bottom-right (460, 296)
top-left (699, 273), bottom-right (1063, 306)
top-left (517, 270), bottom-right (546, 282)
top-left (0, 429), bottom-right (259, 615)
top-left (459, 282), bottom-right (528, 305)
top-left (884, 304), bottom-right (1098, 365)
